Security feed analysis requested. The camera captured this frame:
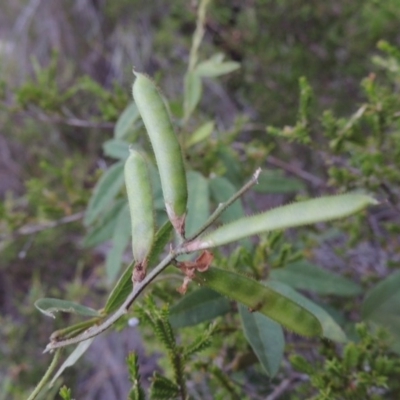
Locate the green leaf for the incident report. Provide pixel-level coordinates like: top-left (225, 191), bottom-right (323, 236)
top-left (186, 121), bottom-right (214, 148)
top-left (104, 261), bottom-right (134, 315)
top-left (114, 101), bottom-right (140, 139)
top-left (105, 203), bottom-right (131, 284)
top-left (193, 267), bottom-right (322, 337)
top-left (84, 161), bottom-right (125, 226)
top-left (362, 271), bottom-right (400, 353)
top-left (147, 162), bottom-right (164, 211)
top-left (187, 193), bottom-right (377, 250)
top-left (102, 139), bottom-right (131, 160)
top-left (184, 71), bottom-right (202, 120)
top-left (169, 288), bottom-right (231, 328)
top-left (217, 146), bottom-right (243, 187)
top-left (266, 281), bottom-right (347, 342)
top-left (59, 386), bottom-right (73, 400)
top-left (253, 170), bottom-right (305, 193)
top-left (49, 338), bottom-right (96, 387)
top-left (50, 339), bottom-right (95, 386)
top-left (270, 261), bottom-right (362, 296)
top-left (209, 176), bottom-right (245, 223)
top-left (83, 199), bottom-right (126, 247)
top-left (35, 298), bottom-right (101, 319)
top-left (362, 271), bottom-right (400, 319)
top-left (239, 304), bottom-right (284, 378)
top-left (147, 221), bottom-right (174, 268)
top-left (209, 176), bottom-right (251, 250)
top-left (195, 58), bottom-right (240, 78)
top-left (185, 171), bottom-right (210, 237)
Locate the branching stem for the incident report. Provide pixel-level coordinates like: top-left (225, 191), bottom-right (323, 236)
top-left (45, 169), bottom-right (261, 352)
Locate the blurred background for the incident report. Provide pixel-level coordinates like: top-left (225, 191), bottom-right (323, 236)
top-left (1, 0), bottom-right (400, 399)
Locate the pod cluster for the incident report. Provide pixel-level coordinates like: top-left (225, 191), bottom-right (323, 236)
top-left (124, 72), bottom-right (189, 279)
top-left (132, 72), bottom-right (188, 237)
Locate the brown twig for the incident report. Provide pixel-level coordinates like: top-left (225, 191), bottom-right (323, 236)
top-left (22, 111), bottom-right (114, 129)
top-left (266, 377), bottom-right (295, 400)
top-left (266, 155), bottom-right (327, 188)
top-left (0, 211), bottom-right (84, 241)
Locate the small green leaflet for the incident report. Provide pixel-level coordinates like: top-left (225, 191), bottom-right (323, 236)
top-left (35, 298), bottom-right (101, 319)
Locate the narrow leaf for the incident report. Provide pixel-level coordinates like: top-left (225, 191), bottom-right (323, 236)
top-left (361, 272), bottom-right (400, 353)
top-left (147, 221), bottom-right (174, 267)
top-left (209, 176), bottom-right (245, 223)
top-left (209, 176), bottom-right (251, 250)
top-left (84, 161), bottom-right (125, 226)
top-left (362, 271), bottom-right (400, 319)
top-left (102, 139), bottom-right (132, 160)
top-left (50, 339), bottom-right (95, 386)
top-left (83, 199), bottom-right (125, 248)
top-left (186, 193), bottom-right (377, 250)
top-left (104, 261), bottom-right (134, 315)
top-left (195, 59), bottom-right (240, 78)
top-left (185, 171), bottom-right (210, 237)
top-left (35, 298), bottom-right (101, 319)
top-left (266, 281), bottom-right (347, 342)
top-left (184, 71), bottom-right (202, 120)
top-left (193, 267), bottom-right (322, 337)
top-left (239, 304), bottom-right (284, 377)
top-left (217, 146), bottom-right (243, 187)
top-left (105, 203), bottom-right (131, 284)
top-left (254, 170), bottom-right (305, 193)
top-left (186, 121), bottom-right (214, 148)
top-left (270, 260), bottom-right (362, 296)
top-left (170, 288), bottom-right (231, 328)
top-left (114, 101), bottom-right (140, 139)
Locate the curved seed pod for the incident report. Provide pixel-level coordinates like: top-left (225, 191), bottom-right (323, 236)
top-left (124, 148), bottom-right (155, 273)
top-left (193, 267), bottom-right (322, 337)
top-left (185, 193), bottom-right (377, 251)
top-left (132, 72), bottom-right (188, 237)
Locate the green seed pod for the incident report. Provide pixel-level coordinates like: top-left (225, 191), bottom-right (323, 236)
top-left (193, 267), bottom-right (322, 337)
top-left (124, 148), bottom-right (155, 268)
top-left (185, 193), bottom-right (377, 251)
top-left (132, 72), bottom-right (188, 236)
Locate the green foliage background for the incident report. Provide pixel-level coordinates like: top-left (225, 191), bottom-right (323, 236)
top-left (1, 1), bottom-right (400, 398)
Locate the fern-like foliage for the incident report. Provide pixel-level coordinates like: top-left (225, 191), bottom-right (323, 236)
top-left (209, 365), bottom-right (242, 400)
top-left (137, 297), bottom-right (187, 399)
top-left (150, 372), bottom-right (180, 400)
top-left (184, 322), bottom-right (217, 359)
top-left (137, 297), bottom-right (218, 399)
top-left (137, 297), bottom-right (177, 352)
top-left (127, 353), bottom-right (146, 400)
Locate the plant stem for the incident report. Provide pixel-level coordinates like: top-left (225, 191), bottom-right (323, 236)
top-left (45, 168), bottom-right (261, 351)
top-left (27, 349), bottom-right (62, 400)
top-left (187, 0), bottom-right (210, 73)
top-left (45, 250), bottom-right (177, 351)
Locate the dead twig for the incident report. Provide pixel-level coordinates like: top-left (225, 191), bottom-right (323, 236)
top-left (0, 211), bottom-right (84, 242)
